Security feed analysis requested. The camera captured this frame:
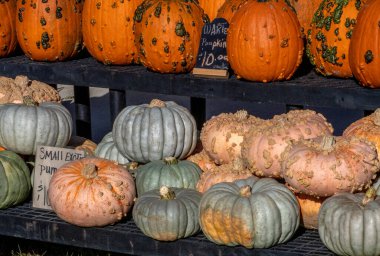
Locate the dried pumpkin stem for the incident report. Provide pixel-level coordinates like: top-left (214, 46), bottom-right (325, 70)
top-left (374, 109), bottom-right (380, 126)
top-left (82, 163), bottom-right (98, 179)
top-left (23, 95), bottom-right (38, 106)
top-left (232, 158), bottom-right (245, 171)
top-left (160, 186), bottom-right (176, 200)
top-left (321, 136), bottom-right (335, 151)
top-left (239, 185), bottom-right (252, 197)
top-left (149, 99), bottom-right (166, 108)
top-left (362, 187), bottom-right (377, 205)
top-left (164, 156), bottom-right (178, 165)
top-left (234, 110), bottom-right (249, 120)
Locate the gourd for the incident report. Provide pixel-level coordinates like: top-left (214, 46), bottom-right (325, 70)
top-left (242, 109), bottom-right (333, 178)
top-left (282, 135), bottom-right (380, 197)
top-left (0, 150), bottom-right (31, 209)
top-left (82, 0), bottom-right (143, 65)
top-left (200, 110), bottom-right (264, 165)
top-left (199, 177), bottom-right (300, 248)
top-left (133, 0), bottom-right (207, 73)
top-left (135, 157), bottom-right (202, 195)
top-left (306, 0), bottom-right (363, 78)
top-left (112, 99), bottom-right (197, 163)
top-left (94, 132), bottom-right (129, 165)
top-left (48, 157), bottom-right (136, 227)
top-left (16, 0), bottom-right (83, 61)
top-left (0, 99), bottom-right (73, 155)
top-left (226, 0), bottom-right (304, 82)
top-left (0, 0), bottom-right (17, 58)
top-left (133, 186), bottom-right (202, 241)
top-left (348, 0), bottom-right (380, 88)
top-left (198, 0), bottom-right (226, 21)
top-left (318, 187), bottom-right (380, 256)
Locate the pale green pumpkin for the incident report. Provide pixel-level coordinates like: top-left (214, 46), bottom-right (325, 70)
top-left (94, 132), bottom-right (130, 165)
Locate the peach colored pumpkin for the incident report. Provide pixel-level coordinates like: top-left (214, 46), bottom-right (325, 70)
top-left (242, 109), bottom-right (333, 178)
top-left (186, 149), bottom-right (218, 172)
top-left (282, 135), bottom-right (380, 197)
top-left (200, 110), bottom-right (265, 165)
top-left (48, 157), bottom-right (136, 227)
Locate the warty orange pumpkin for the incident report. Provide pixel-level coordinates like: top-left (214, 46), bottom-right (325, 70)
top-left (0, 0), bottom-right (17, 57)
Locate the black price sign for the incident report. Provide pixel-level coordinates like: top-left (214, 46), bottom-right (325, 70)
top-left (192, 18), bottom-right (229, 78)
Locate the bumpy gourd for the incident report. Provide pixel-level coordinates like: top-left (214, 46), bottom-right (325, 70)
top-left (0, 0), bottom-right (17, 57)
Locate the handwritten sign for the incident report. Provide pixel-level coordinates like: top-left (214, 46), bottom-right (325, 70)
top-left (32, 145), bottom-right (86, 210)
top-left (192, 18), bottom-right (229, 79)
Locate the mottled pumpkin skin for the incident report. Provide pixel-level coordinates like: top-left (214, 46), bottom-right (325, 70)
top-left (227, 0), bottom-right (304, 82)
top-left (0, 0), bottom-right (17, 57)
top-left (216, 0), bottom-right (248, 23)
top-left (348, 0), bottom-right (380, 88)
top-left (288, 0), bottom-right (323, 37)
top-left (318, 191), bottom-right (380, 256)
top-left (49, 157), bottom-right (136, 227)
top-left (94, 132), bottom-right (130, 165)
top-left (133, 0), bottom-right (207, 73)
top-left (16, 0), bottom-right (83, 61)
top-left (198, 0), bottom-right (226, 21)
top-left (199, 177), bottom-right (300, 248)
top-left (82, 0), bottom-right (143, 65)
top-left (282, 136), bottom-right (380, 197)
top-left (0, 150), bottom-right (31, 209)
top-left (133, 187), bottom-right (202, 241)
top-left (306, 0), bottom-right (364, 78)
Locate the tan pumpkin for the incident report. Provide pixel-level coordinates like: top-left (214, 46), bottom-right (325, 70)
top-left (48, 157), bottom-right (136, 227)
top-left (242, 109), bottom-right (333, 178)
top-left (295, 193), bottom-right (325, 230)
top-left (200, 110), bottom-right (265, 165)
top-left (198, 0), bottom-right (226, 21)
top-left (0, 0), bottom-right (17, 57)
top-left (282, 135), bottom-right (380, 197)
top-left (186, 149), bottom-right (217, 172)
top-left (196, 158), bottom-right (253, 193)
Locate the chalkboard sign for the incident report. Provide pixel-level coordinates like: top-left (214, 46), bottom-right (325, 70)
top-left (32, 145), bottom-right (86, 210)
top-left (192, 18), bottom-right (229, 79)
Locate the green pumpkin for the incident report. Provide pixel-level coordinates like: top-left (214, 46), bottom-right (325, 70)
top-left (0, 100), bottom-right (72, 155)
top-left (0, 150), bottom-right (31, 209)
top-left (112, 99), bottom-right (197, 163)
top-left (318, 187), bottom-right (380, 256)
top-left (199, 177), bottom-right (300, 248)
top-left (133, 186), bottom-right (202, 241)
top-left (135, 157), bottom-right (202, 195)
top-left (94, 132), bottom-right (130, 165)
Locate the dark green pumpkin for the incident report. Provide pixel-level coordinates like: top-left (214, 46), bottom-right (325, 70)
top-left (0, 150), bottom-right (31, 209)
top-left (135, 157), bottom-right (202, 195)
top-left (133, 186), bottom-right (202, 241)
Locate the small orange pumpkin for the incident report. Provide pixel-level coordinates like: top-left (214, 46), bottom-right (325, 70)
top-left (186, 149), bottom-right (217, 172)
top-left (288, 0), bottom-right (323, 37)
top-left (0, 0), bottom-right (17, 57)
top-left (295, 193), bottom-right (325, 229)
top-left (216, 0), bottom-right (249, 23)
top-left (198, 0), bottom-right (226, 21)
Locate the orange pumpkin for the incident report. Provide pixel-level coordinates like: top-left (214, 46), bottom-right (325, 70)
top-left (48, 157), bottom-right (136, 227)
top-left (226, 0), bottom-right (304, 82)
top-left (348, 0), bottom-right (380, 88)
top-left (82, 0), bottom-right (143, 65)
top-left (295, 194), bottom-right (325, 230)
top-left (198, 0), bottom-right (226, 21)
top-left (288, 0), bottom-right (323, 37)
top-left (0, 0), bottom-right (17, 57)
top-left (216, 0), bottom-right (249, 23)
top-left (306, 0), bottom-right (364, 78)
top-left (186, 149), bottom-right (217, 172)
top-left (16, 0), bottom-right (83, 61)
top-left (133, 0), bottom-right (207, 73)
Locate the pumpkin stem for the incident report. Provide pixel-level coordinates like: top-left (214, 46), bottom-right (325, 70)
top-left (23, 95), bottom-right (38, 106)
top-left (82, 163), bottom-right (98, 179)
top-left (234, 110), bottom-right (249, 120)
top-left (160, 186), bottom-right (176, 200)
top-left (321, 136), bottom-right (335, 151)
top-left (373, 109), bottom-right (380, 126)
top-left (149, 99), bottom-right (166, 108)
top-left (239, 185), bottom-right (252, 197)
top-left (232, 158), bottom-right (245, 172)
top-left (362, 187), bottom-right (377, 205)
top-left (164, 156), bottom-right (178, 165)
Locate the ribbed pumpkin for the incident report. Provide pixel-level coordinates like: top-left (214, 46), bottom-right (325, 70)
top-left (282, 135), bottom-right (380, 197)
top-left (242, 109), bottom-right (333, 178)
top-left (0, 99), bottom-right (73, 155)
top-left (198, 0), bottom-right (226, 21)
top-left (200, 110), bottom-right (264, 165)
top-left (16, 0), bottom-right (83, 61)
top-left (133, 186), bottom-right (202, 241)
top-left (0, 150), bottom-right (31, 209)
top-left (288, 0), bottom-right (323, 37)
top-left (348, 0), bottom-right (380, 88)
top-left (343, 109), bottom-right (380, 158)
top-left (306, 0), bottom-right (364, 78)
top-left (295, 193), bottom-right (325, 229)
top-left (199, 177), bottom-right (300, 248)
top-left (226, 0), bottom-right (304, 82)
top-left (82, 0), bottom-right (143, 65)
top-left (216, 0), bottom-right (248, 23)
top-left (135, 157), bottom-right (202, 195)
top-left (94, 132), bottom-right (130, 165)
top-left (318, 187), bottom-right (380, 256)
top-left (112, 99), bottom-right (197, 163)
top-left (0, 0), bottom-right (17, 57)
top-left (48, 157), bottom-right (136, 227)
top-left (133, 0), bottom-right (207, 73)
